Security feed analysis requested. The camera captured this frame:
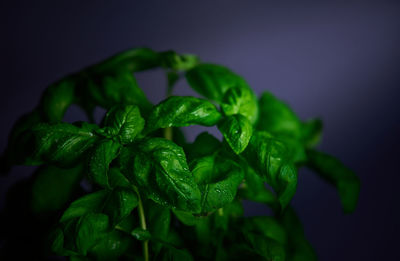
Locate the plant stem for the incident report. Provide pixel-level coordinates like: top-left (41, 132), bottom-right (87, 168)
top-left (134, 186), bottom-right (149, 261)
top-left (164, 127), bottom-right (173, 141)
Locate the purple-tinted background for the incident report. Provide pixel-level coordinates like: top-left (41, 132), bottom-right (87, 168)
top-left (1, 1), bottom-right (399, 260)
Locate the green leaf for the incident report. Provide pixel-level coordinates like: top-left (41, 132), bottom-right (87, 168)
top-left (102, 187), bottom-right (138, 227)
top-left (243, 131), bottom-right (297, 209)
top-left (76, 213), bottom-right (109, 255)
top-left (243, 233), bottom-right (286, 261)
top-left (280, 207), bottom-right (317, 261)
top-left (1, 110), bottom-right (43, 172)
top-left (238, 165), bottom-right (277, 207)
top-left (257, 91), bottom-right (302, 139)
top-left (306, 149), bottom-right (360, 213)
top-left (88, 139), bottom-right (120, 188)
top-left (31, 164), bottom-right (82, 214)
top-left (108, 168), bottom-right (131, 189)
top-left (102, 105), bottom-right (145, 144)
top-left (191, 151), bottom-right (244, 213)
top-left (61, 190), bottom-right (108, 223)
top-left (89, 230), bottom-right (132, 261)
top-left (243, 131), bottom-right (287, 185)
top-left (185, 64), bottom-right (251, 102)
top-left (131, 227), bottom-right (152, 241)
top-left (145, 96), bottom-right (222, 134)
top-left (185, 132), bottom-right (221, 161)
top-left (301, 118), bottom-right (323, 148)
top-left (120, 138), bottom-right (201, 212)
top-left (91, 48), bottom-right (161, 73)
top-left (218, 114), bottom-right (253, 154)
top-left (243, 216), bottom-right (287, 244)
top-left (221, 86), bottom-right (258, 124)
top-left (85, 67), bottom-right (152, 112)
top-left (158, 245), bottom-right (194, 261)
top-left (23, 122), bottom-right (100, 167)
top-left (160, 50), bottom-right (200, 71)
top-left (61, 188), bottom-right (138, 227)
top-left (145, 200), bottom-right (171, 255)
top-left (39, 77), bottom-right (76, 122)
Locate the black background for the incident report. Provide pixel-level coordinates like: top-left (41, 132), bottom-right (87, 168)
top-left (1, 1), bottom-right (399, 260)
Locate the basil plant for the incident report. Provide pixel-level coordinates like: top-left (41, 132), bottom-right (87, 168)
top-left (1, 48), bottom-right (359, 260)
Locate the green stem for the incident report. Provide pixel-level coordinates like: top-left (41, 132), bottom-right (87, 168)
top-left (134, 186), bottom-right (149, 261)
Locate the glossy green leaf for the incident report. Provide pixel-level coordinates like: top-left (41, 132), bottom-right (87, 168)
top-left (31, 164), bottom-right (82, 214)
top-left (257, 91), bottom-right (302, 139)
top-left (120, 138), bottom-right (201, 212)
top-left (102, 105), bottom-right (145, 144)
top-left (191, 151), bottom-right (244, 213)
top-left (23, 122), bottom-right (99, 167)
top-left (221, 86), bottom-right (258, 124)
top-left (243, 131), bottom-right (287, 185)
top-left (218, 114), bottom-right (253, 154)
top-left (76, 213), bottom-right (109, 255)
top-left (243, 131), bottom-right (297, 209)
top-left (145, 96), bottom-right (222, 134)
top-left (88, 139), bottom-right (120, 188)
top-left (39, 77), bottom-right (76, 122)
top-left (306, 149), bottom-right (360, 213)
top-left (185, 64), bottom-right (250, 102)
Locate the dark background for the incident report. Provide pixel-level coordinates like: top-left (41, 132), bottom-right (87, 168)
top-left (1, 1), bottom-right (399, 260)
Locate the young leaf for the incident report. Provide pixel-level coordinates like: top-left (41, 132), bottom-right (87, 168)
top-left (88, 139), bottom-right (120, 188)
top-left (191, 151), bottom-right (244, 213)
top-left (102, 105), bottom-right (145, 144)
top-left (185, 64), bottom-right (250, 102)
top-left (144, 96), bottom-right (222, 134)
top-left (39, 77), bottom-right (76, 122)
top-left (160, 50), bottom-right (200, 71)
top-left (218, 114), bottom-right (253, 154)
top-left (220, 86), bottom-right (258, 124)
top-left (120, 138), bottom-right (201, 212)
top-left (257, 91), bottom-right (302, 139)
top-left (75, 213), bottom-right (109, 255)
top-left (242, 216), bottom-right (287, 244)
top-left (23, 122), bottom-right (100, 167)
top-left (301, 118), bottom-right (323, 148)
top-left (31, 164), bottom-right (82, 214)
top-left (306, 149), bottom-right (360, 213)
top-left (276, 164), bottom-right (298, 210)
